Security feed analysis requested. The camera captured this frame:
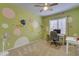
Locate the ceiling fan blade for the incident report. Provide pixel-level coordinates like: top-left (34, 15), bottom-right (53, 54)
top-left (49, 3), bottom-right (58, 6)
top-left (34, 5), bottom-right (44, 7)
top-left (49, 8), bottom-right (53, 11)
top-left (40, 9), bottom-right (43, 12)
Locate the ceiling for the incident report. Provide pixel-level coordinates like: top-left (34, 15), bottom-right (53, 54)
top-left (15, 3), bottom-right (79, 16)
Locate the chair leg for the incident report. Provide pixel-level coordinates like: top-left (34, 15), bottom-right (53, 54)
top-left (53, 41), bottom-right (57, 47)
top-left (50, 42), bottom-right (53, 45)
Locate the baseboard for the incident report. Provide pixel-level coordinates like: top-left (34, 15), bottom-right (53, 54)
top-left (0, 43), bottom-right (27, 56)
top-left (0, 51), bottom-right (9, 56)
top-left (0, 39), bottom-right (42, 55)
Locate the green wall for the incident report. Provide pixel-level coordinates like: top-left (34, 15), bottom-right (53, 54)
top-left (0, 3), bottom-right (79, 52)
top-left (42, 7), bottom-right (79, 39)
top-left (0, 4), bottom-right (42, 52)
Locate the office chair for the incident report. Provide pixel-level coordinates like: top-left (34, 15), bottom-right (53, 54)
top-left (50, 31), bottom-right (59, 47)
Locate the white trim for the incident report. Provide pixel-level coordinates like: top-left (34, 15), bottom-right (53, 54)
top-left (0, 51), bottom-right (9, 56)
top-left (0, 43), bottom-right (30, 56)
top-left (0, 39), bottom-right (42, 56)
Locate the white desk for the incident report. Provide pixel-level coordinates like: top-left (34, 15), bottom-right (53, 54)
top-left (66, 36), bottom-right (79, 55)
top-left (58, 34), bottom-right (65, 45)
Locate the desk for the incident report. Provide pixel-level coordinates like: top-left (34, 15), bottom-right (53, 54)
top-left (58, 34), bottom-right (65, 45)
top-left (66, 37), bottom-right (79, 55)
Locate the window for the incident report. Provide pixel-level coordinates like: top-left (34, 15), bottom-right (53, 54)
top-left (49, 17), bottom-right (67, 35)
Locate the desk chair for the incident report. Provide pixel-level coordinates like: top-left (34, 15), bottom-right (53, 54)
top-left (50, 31), bottom-right (59, 47)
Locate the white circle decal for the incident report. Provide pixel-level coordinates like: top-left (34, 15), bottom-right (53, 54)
top-left (2, 23), bottom-right (8, 29)
top-left (32, 21), bottom-right (39, 29)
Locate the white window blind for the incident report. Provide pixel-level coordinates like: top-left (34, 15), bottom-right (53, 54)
top-left (49, 17), bottom-right (67, 35)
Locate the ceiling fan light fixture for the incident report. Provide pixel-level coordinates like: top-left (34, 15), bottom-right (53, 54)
top-left (43, 6), bottom-right (48, 11)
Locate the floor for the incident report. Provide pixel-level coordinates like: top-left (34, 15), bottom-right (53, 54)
top-left (8, 39), bottom-right (79, 56)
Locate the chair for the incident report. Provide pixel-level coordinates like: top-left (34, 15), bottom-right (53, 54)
top-left (50, 31), bottom-right (59, 46)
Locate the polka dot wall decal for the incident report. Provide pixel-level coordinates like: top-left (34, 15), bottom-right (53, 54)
top-left (14, 27), bottom-right (21, 36)
top-left (14, 36), bottom-right (30, 48)
top-left (2, 8), bottom-right (15, 19)
top-left (1, 23), bottom-right (8, 29)
top-left (32, 20), bottom-right (39, 29)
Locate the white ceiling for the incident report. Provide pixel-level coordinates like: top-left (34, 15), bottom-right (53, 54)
top-left (15, 3), bottom-right (79, 16)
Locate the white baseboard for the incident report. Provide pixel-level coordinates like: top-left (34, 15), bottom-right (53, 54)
top-left (0, 43), bottom-right (26, 56)
top-left (0, 51), bottom-right (9, 56)
top-left (0, 39), bottom-right (41, 56)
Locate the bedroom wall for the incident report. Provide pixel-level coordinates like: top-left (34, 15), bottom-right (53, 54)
top-left (0, 4), bottom-right (42, 52)
top-left (41, 7), bottom-right (79, 39)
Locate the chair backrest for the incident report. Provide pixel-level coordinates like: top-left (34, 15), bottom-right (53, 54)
top-left (50, 31), bottom-right (59, 41)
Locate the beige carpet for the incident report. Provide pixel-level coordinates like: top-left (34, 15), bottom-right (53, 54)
top-left (8, 39), bottom-right (79, 56)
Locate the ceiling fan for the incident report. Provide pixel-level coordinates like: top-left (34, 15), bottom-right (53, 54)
top-left (34, 3), bottom-right (58, 12)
